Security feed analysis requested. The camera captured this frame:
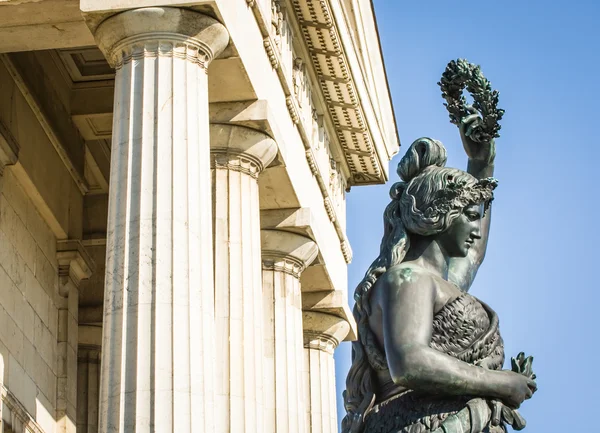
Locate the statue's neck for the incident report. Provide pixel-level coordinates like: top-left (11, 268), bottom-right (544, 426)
top-left (404, 235), bottom-right (450, 280)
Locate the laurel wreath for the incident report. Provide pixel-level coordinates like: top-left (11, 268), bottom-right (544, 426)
top-left (438, 59), bottom-right (504, 143)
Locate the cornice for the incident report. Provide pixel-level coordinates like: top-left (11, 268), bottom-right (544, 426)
top-left (247, 0), bottom-right (388, 186)
top-left (290, 0), bottom-right (384, 185)
top-left (246, 0), bottom-right (398, 263)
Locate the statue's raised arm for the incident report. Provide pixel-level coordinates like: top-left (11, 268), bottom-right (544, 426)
top-left (342, 60), bottom-right (537, 433)
top-left (439, 59), bottom-right (504, 291)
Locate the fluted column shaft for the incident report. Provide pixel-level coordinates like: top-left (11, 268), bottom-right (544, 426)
top-left (77, 346), bottom-right (101, 433)
top-left (92, 8), bottom-right (229, 433)
top-left (211, 124), bottom-right (277, 433)
top-left (302, 312), bottom-right (350, 433)
top-left (261, 230), bottom-right (318, 433)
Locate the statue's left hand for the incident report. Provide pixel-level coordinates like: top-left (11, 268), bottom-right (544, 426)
top-left (459, 106), bottom-right (496, 165)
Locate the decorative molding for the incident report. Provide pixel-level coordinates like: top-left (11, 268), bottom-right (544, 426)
top-left (1, 386), bottom-right (45, 433)
top-left (56, 48), bottom-right (115, 82)
top-left (290, 0), bottom-right (384, 186)
top-left (209, 123), bottom-right (277, 179)
top-left (261, 230), bottom-right (319, 278)
top-left (246, 0), bottom-right (353, 263)
top-left (57, 240), bottom-right (95, 296)
top-left (262, 252), bottom-right (306, 279)
top-left (110, 38), bottom-right (212, 71)
top-left (341, 239), bottom-right (352, 263)
top-left (0, 54), bottom-right (89, 195)
top-left (244, 0), bottom-right (385, 189)
top-left (210, 150), bottom-right (263, 179)
top-left (286, 95), bottom-right (300, 124)
top-left (81, 115), bottom-right (113, 139)
top-left (93, 8), bottom-right (229, 72)
top-left (303, 330), bottom-right (338, 354)
top-left (323, 197), bottom-right (335, 222)
top-left (263, 38), bottom-right (279, 68)
top-left (305, 149), bottom-right (318, 175)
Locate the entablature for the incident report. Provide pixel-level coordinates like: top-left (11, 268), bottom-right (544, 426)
top-left (77, 0), bottom-right (398, 186)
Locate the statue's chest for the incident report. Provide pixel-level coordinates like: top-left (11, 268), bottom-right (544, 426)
top-left (430, 294), bottom-right (491, 356)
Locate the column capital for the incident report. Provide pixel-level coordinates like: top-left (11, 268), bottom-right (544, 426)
top-left (57, 240), bottom-right (95, 296)
top-left (210, 124), bottom-right (277, 178)
top-left (261, 229), bottom-right (318, 278)
top-left (93, 7), bottom-right (229, 68)
top-left (78, 345), bottom-right (102, 364)
top-left (303, 311), bottom-right (350, 354)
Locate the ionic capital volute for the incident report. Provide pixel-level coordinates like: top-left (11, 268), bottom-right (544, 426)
top-left (210, 124), bottom-right (278, 178)
top-left (57, 240), bottom-right (95, 297)
top-left (261, 230), bottom-right (318, 278)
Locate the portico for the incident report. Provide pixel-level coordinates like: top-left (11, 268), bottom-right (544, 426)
top-left (0, 1), bottom-right (399, 432)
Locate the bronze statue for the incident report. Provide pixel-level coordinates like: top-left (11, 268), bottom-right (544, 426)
top-left (341, 60), bottom-right (537, 433)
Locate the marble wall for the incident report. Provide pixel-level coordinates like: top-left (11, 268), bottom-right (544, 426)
top-left (0, 169), bottom-right (59, 433)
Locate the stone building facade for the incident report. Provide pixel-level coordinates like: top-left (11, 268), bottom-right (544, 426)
top-left (0, 1), bottom-right (398, 432)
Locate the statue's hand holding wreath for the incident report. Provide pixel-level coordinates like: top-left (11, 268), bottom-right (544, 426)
top-left (459, 106), bottom-right (496, 165)
top-left (439, 59), bottom-right (504, 166)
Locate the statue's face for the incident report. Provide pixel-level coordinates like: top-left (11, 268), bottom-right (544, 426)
top-left (436, 203), bottom-right (483, 257)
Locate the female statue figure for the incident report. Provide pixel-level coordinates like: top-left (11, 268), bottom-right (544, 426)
top-left (341, 61), bottom-right (537, 433)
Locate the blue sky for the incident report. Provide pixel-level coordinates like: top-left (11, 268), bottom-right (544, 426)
top-left (334, 0), bottom-right (600, 431)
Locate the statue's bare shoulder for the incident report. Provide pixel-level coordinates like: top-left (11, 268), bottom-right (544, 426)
top-left (373, 265), bottom-right (456, 315)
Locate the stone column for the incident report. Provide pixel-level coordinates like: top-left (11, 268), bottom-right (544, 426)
top-left (92, 8), bottom-right (229, 433)
top-left (302, 312), bottom-right (350, 433)
top-left (261, 230), bottom-right (318, 433)
top-left (56, 241), bottom-right (95, 433)
top-left (210, 124), bottom-right (277, 433)
top-left (76, 346), bottom-right (101, 433)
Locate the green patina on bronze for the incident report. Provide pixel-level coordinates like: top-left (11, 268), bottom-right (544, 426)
top-left (399, 267), bottom-right (413, 282)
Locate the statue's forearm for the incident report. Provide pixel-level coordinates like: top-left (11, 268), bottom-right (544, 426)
top-left (467, 158), bottom-right (495, 179)
top-left (390, 345), bottom-right (508, 400)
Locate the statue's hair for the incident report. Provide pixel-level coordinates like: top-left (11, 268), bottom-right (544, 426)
top-left (341, 138), bottom-right (497, 433)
